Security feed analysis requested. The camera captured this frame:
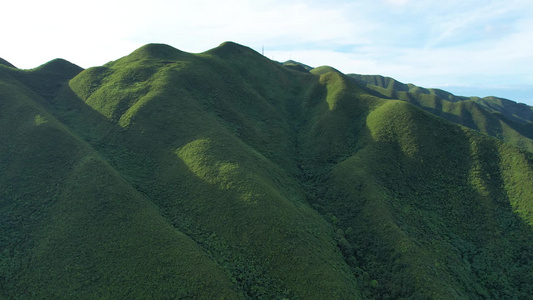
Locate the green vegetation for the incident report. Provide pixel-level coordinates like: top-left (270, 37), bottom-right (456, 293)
top-left (0, 57), bottom-right (15, 68)
top-left (349, 73), bottom-right (533, 152)
top-left (1, 42), bottom-right (533, 299)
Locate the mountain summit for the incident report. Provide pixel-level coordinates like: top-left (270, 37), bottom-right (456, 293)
top-left (0, 57), bottom-right (15, 68)
top-left (1, 42), bottom-right (532, 299)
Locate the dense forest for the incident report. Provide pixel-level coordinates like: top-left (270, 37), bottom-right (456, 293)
top-left (1, 42), bottom-right (532, 299)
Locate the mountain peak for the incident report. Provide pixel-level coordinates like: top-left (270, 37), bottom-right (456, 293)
top-left (218, 41), bottom-right (251, 51)
top-left (33, 58), bottom-right (83, 74)
top-left (283, 60), bottom-right (313, 72)
top-left (0, 57), bottom-right (16, 68)
top-left (310, 65), bottom-right (342, 76)
top-left (124, 43), bottom-right (186, 62)
top-left (205, 41), bottom-right (261, 58)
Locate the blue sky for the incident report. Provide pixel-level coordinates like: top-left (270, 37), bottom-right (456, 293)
top-left (3, 0), bottom-right (533, 104)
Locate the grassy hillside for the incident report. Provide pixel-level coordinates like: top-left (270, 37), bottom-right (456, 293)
top-left (2, 42), bottom-right (361, 299)
top-left (2, 42), bottom-right (533, 299)
top-left (0, 58), bottom-right (242, 299)
top-left (349, 73), bottom-right (533, 153)
top-left (299, 69), bottom-right (533, 298)
top-left (473, 96), bottom-right (533, 124)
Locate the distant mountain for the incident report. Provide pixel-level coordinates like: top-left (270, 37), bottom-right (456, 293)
top-left (1, 42), bottom-right (533, 299)
top-left (348, 73), bottom-right (533, 152)
top-left (283, 60), bottom-right (313, 72)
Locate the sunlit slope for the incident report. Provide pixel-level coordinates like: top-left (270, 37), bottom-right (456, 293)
top-left (304, 69), bottom-right (533, 298)
top-left (349, 73), bottom-right (533, 152)
top-left (51, 42), bottom-right (361, 299)
top-left (0, 59), bottom-right (244, 299)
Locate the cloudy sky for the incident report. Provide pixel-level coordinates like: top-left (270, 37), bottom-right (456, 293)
top-left (3, 0), bottom-right (533, 104)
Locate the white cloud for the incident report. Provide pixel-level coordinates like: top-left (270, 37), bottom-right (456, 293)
top-left (124, 0), bottom-right (372, 53)
top-left (2, 0), bottom-right (375, 68)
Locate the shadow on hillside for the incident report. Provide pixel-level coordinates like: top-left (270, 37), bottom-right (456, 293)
top-left (419, 104), bottom-right (504, 137)
top-left (46, 75), bottom-right (362, 298)
top-left (311, 101), bottom-right (533, 298)
top-left (348, 80), bottom-right (527, 151)
top-left (294, 70), bottom-right (533, 297)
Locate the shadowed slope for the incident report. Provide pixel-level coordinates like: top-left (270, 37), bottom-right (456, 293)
top-left (474, 96), bottom-right (533, 124)
top-left (300, 68), bottom-right (533, 298)
top-left (0, 58), bottom-right (83, 102)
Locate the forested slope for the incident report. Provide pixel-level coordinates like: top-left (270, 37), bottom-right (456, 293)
top-left (349, 73), bottom-right (533, 152)
top-left (1, 42), bottom-right (533, 299)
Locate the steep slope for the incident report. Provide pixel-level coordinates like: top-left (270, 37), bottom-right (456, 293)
top-left (349, 73), bottom-right (533, 152)
top-left (43, 42), bottom-right (361, 299)
top-left (350, 73), bottom-right (533, 124)
top-left (4, 59), bottom-right (84, 100)
top-left (2, 42), bottom-right (533, 299)
top-left (0, 57), bottom-right (15, 68)
top-left (351, 74), bottom-right (533, 124)
top-left (473, 96), bottom-right (533, 124)
top-left (0, 55), bottom-right (243, 299)
top-left (303, 69), bottom-right (533, 298)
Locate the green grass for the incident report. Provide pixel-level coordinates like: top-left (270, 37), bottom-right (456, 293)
top-left (349, 73), bottom-right (533, 153)
top-left (2, 42), bottom-right (533, 299)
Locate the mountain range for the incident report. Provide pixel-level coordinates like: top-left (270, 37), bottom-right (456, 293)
top-left (1, 42), bottom-right (532, 299)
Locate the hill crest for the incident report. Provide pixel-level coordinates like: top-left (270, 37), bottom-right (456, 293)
top-left (205, 41), bottom-right (264, 59)
top-left (0, 57), bottom-right (16, 68)
top-left (122, 43), bottom-right (186, 63)
top-left (32, 58), bottom-right (83, 73)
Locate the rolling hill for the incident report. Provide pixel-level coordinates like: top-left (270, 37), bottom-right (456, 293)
top-left (348, 73), bottom-right (533, 152)
top-left (1, 42), bottom-right (533, 299)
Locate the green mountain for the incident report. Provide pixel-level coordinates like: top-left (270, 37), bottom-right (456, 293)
top-left (1, 42), bottom-right (533, 299)
top-left (348, 73), bottom-right (533, 152)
